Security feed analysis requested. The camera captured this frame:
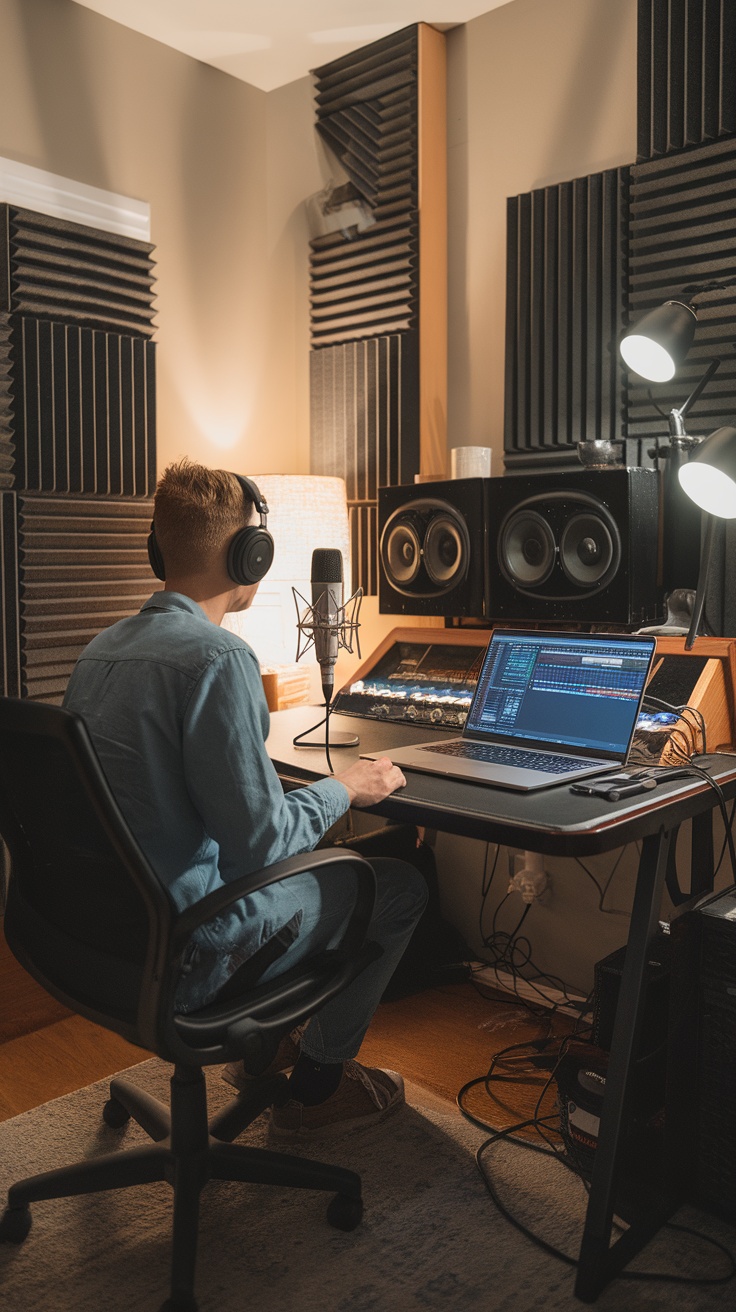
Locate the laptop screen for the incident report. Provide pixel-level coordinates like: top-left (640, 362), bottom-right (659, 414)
top-left (465, 631), bottom-right (656, 758)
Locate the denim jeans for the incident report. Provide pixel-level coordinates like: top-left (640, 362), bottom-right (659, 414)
top-left (257, 856), bottom-right (428, 1064)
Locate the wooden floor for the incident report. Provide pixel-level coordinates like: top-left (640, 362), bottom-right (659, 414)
top-left (0, 924), bottom-right (572, 1130)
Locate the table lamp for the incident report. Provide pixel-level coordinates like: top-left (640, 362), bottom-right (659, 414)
top-left (223, 474), bottom-right (351, 670)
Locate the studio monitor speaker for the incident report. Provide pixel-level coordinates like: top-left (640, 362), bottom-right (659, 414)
top-left (378, 478), bottom-right (488, 617)
top-left (487, 468), bottom-right (661, 626)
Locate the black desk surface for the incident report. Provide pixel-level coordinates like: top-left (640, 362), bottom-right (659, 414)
top-left (267, 705), bottom-right (736, 858)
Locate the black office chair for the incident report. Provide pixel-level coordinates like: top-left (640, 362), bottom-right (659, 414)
top-left (0, 698), bottom-right (381, 1312)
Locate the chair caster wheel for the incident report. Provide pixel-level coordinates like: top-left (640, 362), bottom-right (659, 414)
top-left (0, 1205), bottom-right (32, 1243)
top-left (327, 1192), bottom-right (363, 1231)
top-left (102, 1097), bottom-right (131, 1129)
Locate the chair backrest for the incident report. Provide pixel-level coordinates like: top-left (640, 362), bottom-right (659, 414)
top-left (0, 698), bottom-right (172, 1039)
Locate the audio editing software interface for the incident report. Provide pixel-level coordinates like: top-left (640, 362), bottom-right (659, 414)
top-left (466, 633), bottom-right (653, 756)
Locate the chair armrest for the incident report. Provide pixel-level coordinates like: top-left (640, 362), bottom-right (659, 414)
top-left (170, 847), bottom-right (376, 957)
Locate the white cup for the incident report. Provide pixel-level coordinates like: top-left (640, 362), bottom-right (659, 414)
top-left (450, 446), bottom-right (492, 479)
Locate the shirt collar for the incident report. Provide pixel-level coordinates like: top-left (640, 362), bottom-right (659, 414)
top-left (140, 591), bottom-right (209, 620)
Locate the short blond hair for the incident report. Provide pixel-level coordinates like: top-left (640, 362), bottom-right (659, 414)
top-left (153, 459), bottom-right (254, 577)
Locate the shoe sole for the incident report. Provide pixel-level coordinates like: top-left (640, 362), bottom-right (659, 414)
top-left (268, 1092), bottom-right (406, 1142)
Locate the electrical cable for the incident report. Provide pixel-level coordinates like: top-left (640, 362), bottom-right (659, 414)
top-left (324, 699), bottom-right (334, 775)
top-left (574, 847), bottom-right (630, 917)
top-left (477, 842), bottom-right (501, 947)
top-left (476, 870), bottom-right (594, 1017)
top-left (291, 701), bottom-right (335, 774)
top-left (475, 1125), bottom-right (736, 1284)
top-left (636, 693), bottom-right (736, 882)
top-left (458, 1032), bottom-right (736, 1286)
top-left (714, 797), bottom-right (736, 879)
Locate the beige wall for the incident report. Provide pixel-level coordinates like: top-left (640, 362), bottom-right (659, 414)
top-left (446, 0), bottom-right (638, 462)
top-left (0, 0), bottom-right (318, 476)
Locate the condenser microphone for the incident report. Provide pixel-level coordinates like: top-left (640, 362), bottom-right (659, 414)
top-left (292, 547), bottom-right (363, 758)
top-left (310, 547), bottom-right (343, 700)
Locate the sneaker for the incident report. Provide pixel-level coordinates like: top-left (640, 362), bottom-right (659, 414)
top-left (269, 1061), bottom-right (405, 1139)
top-left (221, 1025), bottom-right (305, 1092)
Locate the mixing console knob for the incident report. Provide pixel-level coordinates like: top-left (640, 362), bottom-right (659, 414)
top-left (429, 708), bottom-right (443, 722)
top-left (406, 706), bottom-right (417, 720)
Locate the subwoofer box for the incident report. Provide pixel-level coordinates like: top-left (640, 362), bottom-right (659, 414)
top-left (378, 478), bottom-right (488, 617)
top-left (487, 467), bottom-right (661, 626)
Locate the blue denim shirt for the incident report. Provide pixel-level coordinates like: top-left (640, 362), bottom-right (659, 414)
top-left (62, 592), bottom-right (349, 1010)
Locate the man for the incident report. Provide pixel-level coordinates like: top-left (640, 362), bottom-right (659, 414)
top-left (63, 459), bottom-right (427, 1138)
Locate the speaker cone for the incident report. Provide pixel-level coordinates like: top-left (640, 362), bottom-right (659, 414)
top-left (423, 514), bottom-right (469, 587)
top-left (499, 510), bottom-right (556, 587)
top-left (383, 516), bottom-right (422, 587)
top-left (560, 513), bottom-right (620, 588)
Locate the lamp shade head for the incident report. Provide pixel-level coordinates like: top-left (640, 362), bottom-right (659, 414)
top-left (678, 425), bottom-right (736, 518)
top-left (619, 300), bottom-right (697, 381)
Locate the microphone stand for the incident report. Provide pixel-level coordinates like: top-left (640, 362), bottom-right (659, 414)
top-left (291, 586), bottom-right (363, 771)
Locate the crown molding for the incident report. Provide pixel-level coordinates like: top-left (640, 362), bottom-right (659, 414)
top-left (0, 157), bottom-right (150, 242)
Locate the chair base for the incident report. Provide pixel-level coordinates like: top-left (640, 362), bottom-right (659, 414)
top-left (0, 1064), bottom-right (363, 1312)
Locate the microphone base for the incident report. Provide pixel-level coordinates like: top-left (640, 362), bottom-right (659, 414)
top-left (293, 729), bottom-right (359, 749)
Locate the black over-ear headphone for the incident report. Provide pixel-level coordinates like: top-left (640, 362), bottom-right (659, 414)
top-left (147, 474), bottom-right (275, 585)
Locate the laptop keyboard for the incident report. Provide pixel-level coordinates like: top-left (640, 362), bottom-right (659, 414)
top-left (419, 741), bottom-right (592, 774)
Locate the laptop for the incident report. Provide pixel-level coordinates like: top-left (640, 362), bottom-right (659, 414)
top-left (362, 628), bottom-right (656, 792)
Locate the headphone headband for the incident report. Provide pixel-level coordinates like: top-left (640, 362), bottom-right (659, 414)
top-left (236, 474), bottom-right (269, 525)
top-left (147, 470), bottom-right (274, 585)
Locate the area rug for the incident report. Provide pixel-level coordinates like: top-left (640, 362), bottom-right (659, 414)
top-left (0, 1060), bottom-right (733, 1311)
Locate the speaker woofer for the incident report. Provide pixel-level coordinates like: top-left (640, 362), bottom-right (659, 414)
top-left (560, 512), bottom-right (620, 588)
top-left (499, 510), bottom-right (556, 587)
top-left (423, 514), bottom-right (469, 588)
top-left (382, 515), bottom-right (423, 587)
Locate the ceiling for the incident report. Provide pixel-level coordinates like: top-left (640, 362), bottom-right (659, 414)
top-left (70, 1), bottom-right (515, 92)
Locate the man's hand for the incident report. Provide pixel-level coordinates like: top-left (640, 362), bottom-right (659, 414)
top-left (335, 756), bottom-right (407, 808)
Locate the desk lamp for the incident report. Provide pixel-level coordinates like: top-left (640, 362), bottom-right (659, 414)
top-left (619, 299), bottom-right (697, 382)
top-left (619, 292), bottom-right (734, 624)
top-left (678, 426), bottom-right (736, 648)
top-left (619, 282), bottom-right (735, 380)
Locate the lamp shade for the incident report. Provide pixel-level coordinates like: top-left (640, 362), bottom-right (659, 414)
top-left (250, 474), bottom-right (351, 582)
top-left (619, 300), bottom-right (697, 381)
top-left (678, 426), bottom-right (736, 519)
top-left (222, 474), bottom-right (351, 670)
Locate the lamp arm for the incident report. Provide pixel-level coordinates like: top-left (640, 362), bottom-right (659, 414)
top-left (676, 358), bottom-right (720, 421)
top-left (685, 513), bottom-right (716, 651)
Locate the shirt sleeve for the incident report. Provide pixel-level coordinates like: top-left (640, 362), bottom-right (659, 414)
top-left (181, 644), bottom-right (350, 882)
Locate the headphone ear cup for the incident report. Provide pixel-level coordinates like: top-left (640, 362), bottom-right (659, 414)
top-left (227, 526), bottom-right (274, 585)
top-left (147, 526), bottom-right (166, 581)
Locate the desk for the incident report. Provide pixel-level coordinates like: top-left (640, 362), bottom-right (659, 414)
top-left (267, 705), bottom-right (736, 1301)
